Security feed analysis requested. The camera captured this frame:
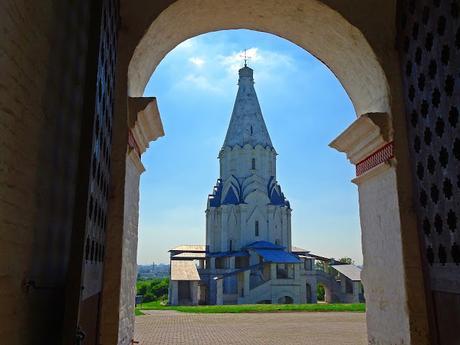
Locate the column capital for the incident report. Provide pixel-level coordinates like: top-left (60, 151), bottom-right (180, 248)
top-left (330, 113), bottom-right (394, 180)
top-left (128, 97), bottom-right (164, 156)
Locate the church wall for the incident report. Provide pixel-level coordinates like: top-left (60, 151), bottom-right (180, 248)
top-left (220, 145), bottom-right (276, 182)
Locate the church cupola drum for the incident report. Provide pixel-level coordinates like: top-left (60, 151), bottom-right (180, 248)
top-left (206, 66), bottom-right (292, 253)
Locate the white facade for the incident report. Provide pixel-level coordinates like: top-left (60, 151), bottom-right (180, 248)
top-left (168, 66), bottom-right (363, 306)
top-left (206, 65), bottom-right (292, 253)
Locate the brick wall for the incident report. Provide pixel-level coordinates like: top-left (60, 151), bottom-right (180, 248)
top-left (0, 1), bottom-right (97, 343)
top-left (0, 1), bottom-right (55, 343)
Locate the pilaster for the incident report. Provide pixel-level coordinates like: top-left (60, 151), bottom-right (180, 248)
top-left (103, 97), bottom-right (164, 344)
top-left (215, 279), bottom-right (223, 305)
top-left (330, 112), bottom-right (412, 344)
top-left (243, 270), bottom-right (250, 297)
top-left (270, 263), bottom-right (277, 280)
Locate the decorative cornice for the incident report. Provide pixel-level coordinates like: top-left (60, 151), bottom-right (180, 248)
top-left (128, 97), bottom-right (165, 156)
top-left (329, 113), bottom-right (394, 178)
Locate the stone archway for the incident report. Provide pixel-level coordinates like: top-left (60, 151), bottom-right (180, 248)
top-left (127, 0), bottom-right (390, 117)
top-left (102, 1), bottom-right (430, 344)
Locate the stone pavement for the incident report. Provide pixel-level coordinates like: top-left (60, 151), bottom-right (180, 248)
top-left (134, 310), bottom-right (367, 345)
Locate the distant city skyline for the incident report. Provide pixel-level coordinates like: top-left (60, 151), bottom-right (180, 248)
top-left (138, 29), bottom-right (361, 264)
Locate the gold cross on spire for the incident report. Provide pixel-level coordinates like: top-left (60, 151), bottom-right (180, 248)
top-left (241, 48), bottom-right (251, 67)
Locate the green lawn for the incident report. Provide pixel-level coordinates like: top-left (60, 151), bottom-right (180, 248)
top-left (135, 301), bottom-right (365, 314)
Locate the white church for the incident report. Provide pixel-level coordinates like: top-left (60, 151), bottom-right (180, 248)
top-left (168, 65), bottom-right (363, 305)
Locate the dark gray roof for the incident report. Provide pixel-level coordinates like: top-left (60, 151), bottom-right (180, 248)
top-left (331, 264), bottom-right (362, 281)
top-left (222, 66), bottom-right (273, 149)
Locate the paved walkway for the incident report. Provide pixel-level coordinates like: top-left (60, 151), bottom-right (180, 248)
top-left (134, 310), bottom-right (367, 345)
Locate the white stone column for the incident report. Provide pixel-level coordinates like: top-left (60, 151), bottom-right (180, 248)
top-left (324, 286), bottom-right (332, 303)
top-left (228, 256), bottom-right (235, 269)
top-left (190, 281), bottom-right (199, 305)
top-left (209, 257), bottom-right (216, 270)
top-left (330, 113), bottom-right (412, 344)
top-left (114, 98), bottom-right (164, 344)
top-left (170, 281), bottom-right (179, 306)
top-left (294, 263), bottom-right (299, 279)
top-left (243, 270), bottom-right (250, 297)
top-left (352, 281), bottom-right (361, 303)
top-left (310, 281), bottom-right (318, 304)
top-left (270, 263), bottom-right (277, 280)
top-left (216, 279), bottom-right (223, 305)
top-left (340, 274), bottom-right (346, 294)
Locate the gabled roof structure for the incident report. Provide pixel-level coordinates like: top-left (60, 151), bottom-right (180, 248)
top-left (331, 264), bottom-right (362, 281)
top-left (169, 245), bottom-right (206, 253)
top-left (170, 260), bottom-right (201, 281)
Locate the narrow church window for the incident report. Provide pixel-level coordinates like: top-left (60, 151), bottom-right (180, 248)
top-left (250, 125), bottom-right (253, 135)
top-left (229, 240), bottom-right (233, 252)
top-left (255, 221), bottom-right (259, 236)
top-left (252, 158), bottom-right (256, 170)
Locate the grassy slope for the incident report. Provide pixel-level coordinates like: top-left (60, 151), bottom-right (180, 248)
top-left (136, 301), bottom-right (365, 314)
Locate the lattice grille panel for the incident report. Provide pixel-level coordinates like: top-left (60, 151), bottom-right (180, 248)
top-left (82, 0), bottom-right (118, 300)
top-left (399, 0), bottom-right (460, 292)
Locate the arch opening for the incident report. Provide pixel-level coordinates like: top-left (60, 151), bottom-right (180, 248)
top-left (118, 1), bottom-right (410, 344)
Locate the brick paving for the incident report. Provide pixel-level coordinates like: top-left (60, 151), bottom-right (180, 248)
top-left (134, 310), bottom-right (367, 345)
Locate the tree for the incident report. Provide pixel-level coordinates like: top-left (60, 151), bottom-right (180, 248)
top-left (136, 277), bottom-right (169, 302)
top-left (317, 284), bottom-right (325, 301)
top-left (338, 257), bottom-right (354, 264)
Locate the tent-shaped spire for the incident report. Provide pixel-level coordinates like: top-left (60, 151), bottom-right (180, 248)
top-left (222, 66), bottom-right (273, 149)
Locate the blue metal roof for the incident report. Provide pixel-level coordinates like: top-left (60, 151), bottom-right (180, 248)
top-left (208, 179), bottom-right (223, 207)
top-left (254, 249), bottom-right (301, 263)
top-left (244, 241), bottom-right (285, 250)
top-left (267, 176), bottom-right (290, 208)
top-left (222, 187), bottom-right (239, 205)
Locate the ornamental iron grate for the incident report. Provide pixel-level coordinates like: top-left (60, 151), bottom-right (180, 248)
top-left (81, 0), bottom-right (119, 300)
top-left (399, 0), bottom-right (460, 293)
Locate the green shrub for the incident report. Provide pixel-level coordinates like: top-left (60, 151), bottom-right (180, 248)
top-left (136, 277), bottom-right (169, 303)
top-left (317, 284), bottom-right (325, 301)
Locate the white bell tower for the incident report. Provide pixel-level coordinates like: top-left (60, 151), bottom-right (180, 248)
top-left (206, 66), bottom-right (292, 253)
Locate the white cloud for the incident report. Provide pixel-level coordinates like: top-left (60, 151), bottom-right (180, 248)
top-left (220, 48), bottom-right (260, 73)
top-left (181, 74), bottom-right (222, 93)
top-left (218, 47), bottom-right (294, 81)
top-left (164, 41), bottom-right (295, 97)
top-left (189, 57), bottom-right (205, 67)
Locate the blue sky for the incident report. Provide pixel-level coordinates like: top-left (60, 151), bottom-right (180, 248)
top-left (139, 29), bottom-right (361, 264)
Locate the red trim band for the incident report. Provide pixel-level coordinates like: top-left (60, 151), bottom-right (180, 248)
top-left (356, 141), bottom-right (394, 176)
